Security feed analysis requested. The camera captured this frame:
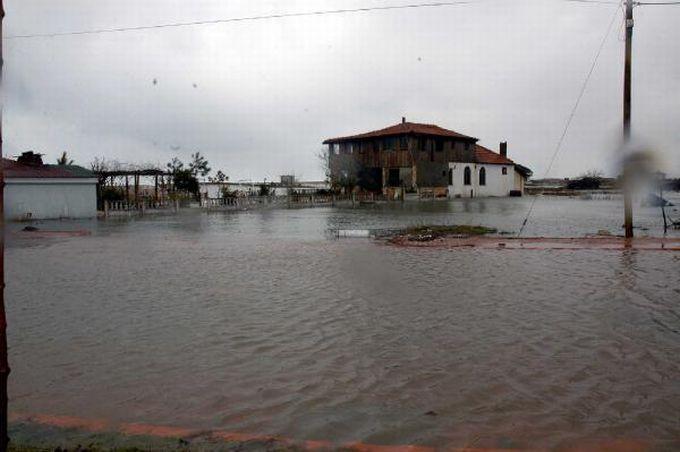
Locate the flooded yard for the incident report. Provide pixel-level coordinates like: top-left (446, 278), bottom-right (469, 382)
top-left (6, 197), bottom-right (680, 449)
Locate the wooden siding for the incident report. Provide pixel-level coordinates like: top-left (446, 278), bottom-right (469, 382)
top-left (328, 133), bottom-right (476, 189)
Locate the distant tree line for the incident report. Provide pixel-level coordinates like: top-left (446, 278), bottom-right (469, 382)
top-left (566, 169), bottom-right (604, 190)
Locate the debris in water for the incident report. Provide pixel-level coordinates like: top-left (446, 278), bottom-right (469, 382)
top-left (643, 193), bottom-right (672, 207)
top-left (22, 226), bottom-right (39, 232)
top-left (336, 229), bottom-right (371, 238)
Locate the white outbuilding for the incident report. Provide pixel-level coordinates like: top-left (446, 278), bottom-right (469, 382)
top-left (448, 142), bottom-right (532, 198)
top-left (3, 152), bottom-right (98, 221)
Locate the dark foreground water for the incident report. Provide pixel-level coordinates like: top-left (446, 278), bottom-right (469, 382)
top-left (6, 197), bottom-right (680, 449)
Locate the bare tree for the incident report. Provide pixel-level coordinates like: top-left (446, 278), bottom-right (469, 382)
top-left (581, 169), bottom-right (604, 179)
top-left (320, 145), bottom-right (360, 192)
top-left (317, 147), bottom-right (331, 184)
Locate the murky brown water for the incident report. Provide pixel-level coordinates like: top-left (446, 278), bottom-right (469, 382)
top-left (6, 197), bottom-right (680, 449)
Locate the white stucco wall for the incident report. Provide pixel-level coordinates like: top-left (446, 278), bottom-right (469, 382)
top-left (4, 178), bottom-right (97, 220)
top-left (514, 170), bottom-right (526, 192)
top-left (447, 163), bottom-right (520, 198)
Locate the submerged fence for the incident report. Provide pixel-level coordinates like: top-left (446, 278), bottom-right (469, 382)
top-left (103, 199), bottom-right (177, 216)
top-left (202, 193), bottom-right (394, 211)
top-left (102, 192), bottom-right (410, 217)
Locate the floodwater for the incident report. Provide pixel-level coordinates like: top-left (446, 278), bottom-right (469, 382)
top-left (6, 197), bottom-right (680, 449)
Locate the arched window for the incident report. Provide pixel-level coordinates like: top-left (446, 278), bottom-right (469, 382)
top-left (479, 167), bottom-right (486, 186)
top-left (463, 166), bottom-right (471, 186)
top-left (448, 168), bottom-right (453, 185)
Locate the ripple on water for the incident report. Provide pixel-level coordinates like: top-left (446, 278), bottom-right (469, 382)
top-left (6, 202), bottom-right (680, 448)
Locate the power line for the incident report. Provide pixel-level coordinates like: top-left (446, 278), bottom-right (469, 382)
top-left (517, 4), bottom-right (621, 237)
top-left (636, 1), bottom-right (680, 4)
top-left (4, 1), bottom-right (476, 40)
top-left (564, 0), bottom-right (620, 4)
top-left (4, 0), bottom-right (627, 40)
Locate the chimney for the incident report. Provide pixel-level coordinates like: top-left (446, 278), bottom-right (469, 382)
top-left (402, 116), bottom-right (406, 124)
top-left (17, 151), bottom-right (44, 166)
top-left (499, 141), bottom-right (507, 158)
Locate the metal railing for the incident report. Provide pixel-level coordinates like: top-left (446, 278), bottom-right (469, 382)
top-left (103, 199), bottom-right (176, 216)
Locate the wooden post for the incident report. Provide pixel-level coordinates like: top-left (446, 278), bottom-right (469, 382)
top-left (660, 177), bottom-right (668, 235)
top-left (134, 173), bottom-right (139, 206)
top-left (154, 175), bottom-right (158, 203)
top-left (623, 0), bottom-right (634, 238)
top-left (0, 1), bottom-right (9, 449)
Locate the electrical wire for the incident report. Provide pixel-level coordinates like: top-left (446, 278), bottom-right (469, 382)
top-left (3, 0), bottom-right (629, 40)
top-left (4, 1), bottom-right (476, 40)
top-left (564, 0), bottom-right (620, 4)
top-left (517, 4), bottom-right (621, 237)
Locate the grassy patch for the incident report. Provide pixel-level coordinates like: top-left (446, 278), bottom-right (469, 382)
top-left (403, 224), bottom-right (497, 241)
top-left (405, 224), bottom-right (497, 235)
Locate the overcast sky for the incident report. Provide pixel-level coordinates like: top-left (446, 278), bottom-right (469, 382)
top-left (3, 0), bottom-right (680, 181)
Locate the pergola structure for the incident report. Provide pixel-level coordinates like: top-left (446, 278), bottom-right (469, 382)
top-left (95, 168), bottom-right (173, 207)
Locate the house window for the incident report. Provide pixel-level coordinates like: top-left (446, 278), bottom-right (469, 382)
top-left (331, 144), bottom-right (339, 155)
top-left (502, 167), bottom-right (508, 175)
top-left (448, 168), bottom-right (453, 185)
top-left (385, 137), bottom-right (395, 151)
top-left (479, 167), bottom-right (486, 186)
top-left (463, 166), bottom-right (471, 186)
top-left (436, 140), bottom-right (444, 152)
top-left (400, 136), bottom-right (408, 150)
top-left (464, 142), bottom-right (470, 151)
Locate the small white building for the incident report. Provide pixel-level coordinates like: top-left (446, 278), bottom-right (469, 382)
top-left (3, 153), bottom-right (98, 221)
top-left (448, 142), bottom-right (532, 198)
top-left (199, 178), bottom-right (330, 199)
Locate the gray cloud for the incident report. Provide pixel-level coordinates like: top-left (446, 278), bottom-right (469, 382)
top-left (4, 0), bottom-right (680, 180)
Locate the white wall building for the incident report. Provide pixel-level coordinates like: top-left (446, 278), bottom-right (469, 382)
top-left (448, 143), bottom-right (531, 198)
top-left (199, 179), bottom-right (330, 199)
top-left (3, 154), bottom-right (98, 221)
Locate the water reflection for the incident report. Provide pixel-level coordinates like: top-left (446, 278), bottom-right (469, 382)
top-left (5, 198), bottom-right (680, 449)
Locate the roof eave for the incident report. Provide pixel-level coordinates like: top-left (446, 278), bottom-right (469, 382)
top-left (323, 133), bottom-right (478, 144)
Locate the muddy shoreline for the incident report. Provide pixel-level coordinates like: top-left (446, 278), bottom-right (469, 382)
top-left (385, 231), bottom-right (680, 251)
top-left (9, 414), bottom-right (670, 452)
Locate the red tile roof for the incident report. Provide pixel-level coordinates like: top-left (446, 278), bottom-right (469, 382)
top-left (2, 158), bottom-right (95, 179)
top-left (474, 144), bottom-right (514, 165)
top-left (323, 121), bottom-right (477, 144)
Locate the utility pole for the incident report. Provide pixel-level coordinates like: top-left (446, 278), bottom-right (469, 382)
top-left (623, 0), bottom-right (634, 238)
top-left (0, 0), bottom-right (7, 446)
top-left (0, 0), bottom-right (8, 448)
